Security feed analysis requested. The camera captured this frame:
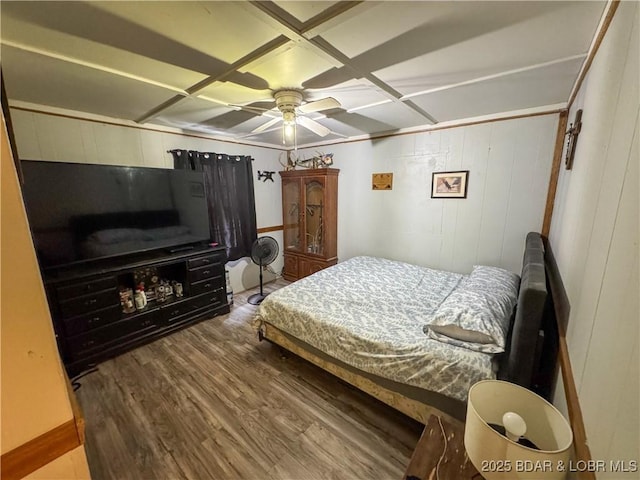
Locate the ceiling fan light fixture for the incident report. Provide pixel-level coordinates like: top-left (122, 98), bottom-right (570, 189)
top-left (284, 122), bottom-right (295, 137)
top-left (274, 91), bottom-right (302, 148)
top-left (282, 110), bottom-right (296, 125)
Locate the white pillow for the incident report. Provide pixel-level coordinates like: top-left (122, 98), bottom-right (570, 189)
top-left (424, 266), bottom-right (520, 353)
top-left (464, 265), bottom-right (520, 304)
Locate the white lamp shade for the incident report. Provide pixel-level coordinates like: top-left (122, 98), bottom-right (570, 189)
top-left (465, 380), bottom-right (573, 480)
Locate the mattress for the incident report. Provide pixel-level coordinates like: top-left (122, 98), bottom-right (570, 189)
top-left (255, 256), bottom-right (497, 402)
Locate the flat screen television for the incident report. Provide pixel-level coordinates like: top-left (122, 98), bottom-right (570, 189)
top-left (21, 161), bottom-right (212, 271)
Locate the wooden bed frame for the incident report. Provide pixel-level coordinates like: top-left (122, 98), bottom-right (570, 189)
top-left (259, 232), bottom-right (558, 427)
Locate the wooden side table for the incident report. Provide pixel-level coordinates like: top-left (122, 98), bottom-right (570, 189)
top-left (404, 415), bottom-right (482, 480)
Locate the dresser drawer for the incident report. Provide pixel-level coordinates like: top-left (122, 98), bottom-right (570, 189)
top-left (56, 276), bottom-right (117, 301)
top-left (162, 290), bottom-right (225, 325)
top-left (188, 264), bottom-right (222, 283)
top-left (188, 253), bottom-right (224, 269)
top-left (66, 314), bottom-right (157, 357)
top-left (59, 289), bottom-right (119, 319)
top-left (62, 305), bottom-right (122, 337)
top-left (191, 289), bottom-right (226, 310)
top-left (162, 299), bottom-right (194, 325)
top-left (190, 274), bottom-right (224, 296)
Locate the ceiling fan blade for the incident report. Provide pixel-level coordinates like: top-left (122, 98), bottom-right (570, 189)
top-left (298, 97), bottom-right (341, 114)
top-left (229, 100), bottom-right (276, 115)
top-left (251, 117), bottom-right (282, 134)
top-left (297, 116), bottom-right (331, 137)
top-left (237, 125), bottom-right (282, 139)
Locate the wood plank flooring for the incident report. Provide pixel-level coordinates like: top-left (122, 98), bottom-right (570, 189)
top-left (75, 279), bottom-right (423, 480)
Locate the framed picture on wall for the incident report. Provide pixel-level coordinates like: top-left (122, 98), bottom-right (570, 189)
top-left (431, 170), bottom-right (469, 198)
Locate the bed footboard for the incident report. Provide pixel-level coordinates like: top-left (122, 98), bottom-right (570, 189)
top-left (261, 322), bottom-right (464, 427)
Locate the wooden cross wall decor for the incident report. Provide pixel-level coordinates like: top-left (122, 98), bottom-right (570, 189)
top-left (565, 109), bottom-right (583, 170)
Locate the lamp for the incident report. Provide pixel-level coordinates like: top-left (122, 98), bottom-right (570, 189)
top-left (465, 380), bottom-right (573, 480)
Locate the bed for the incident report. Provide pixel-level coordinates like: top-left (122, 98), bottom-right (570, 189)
top-left (254, 232), bottom-right (554, 425)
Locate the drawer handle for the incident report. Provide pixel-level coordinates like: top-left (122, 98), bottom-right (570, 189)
top-left (204, 283), bottom-right (211, 289)
top-left (201, 270), bottom-right (210, 275)
top-left (86, 298), bottom-right (98, 305)
top-left (88, 316), bottom-right (101, 324)
top-left (141, 319), bottom-right (153, 327)
top-left (170, 309), bottom-right (180, 317)
top-left (201, 259), bottom-right (210, 264)
top-left (84, 340), bottom-right (95, 347)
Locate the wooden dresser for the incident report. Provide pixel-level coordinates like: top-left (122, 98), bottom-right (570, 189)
top-left (279, 168), bottom-right (339, 281)
top-left (44, 246), bottom-right (229, 376)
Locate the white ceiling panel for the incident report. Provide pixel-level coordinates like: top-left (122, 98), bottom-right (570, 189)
top-left (91, 1), bottom-right (282, 64)
top-left (316, 111), bottom-right (394, 136)
top-left (349, 102), bottom-right (433, 130)
top-left (2, 46), bottom-right (178, 121)
top-left (320, 2), bottom-right (447, 59)
top-left (376, 2), bottom-right (605, 94)
top-left (241, 43), bottom-right (337, 90)
top-left (0, 4), bottom-right (207, 90)
top-left (273, 1), bottom-right (340, 23)
top-left (196, 82), bottom-right (272, 107)
top-left (153, 97), bottom-right (234, 125)
top-left (410, 57), bottom-right (583, 122)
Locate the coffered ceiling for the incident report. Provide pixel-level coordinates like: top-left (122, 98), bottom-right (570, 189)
top-left (1, 1), bottom-right (606, 149)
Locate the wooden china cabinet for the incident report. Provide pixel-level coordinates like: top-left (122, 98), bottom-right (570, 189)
top-left (279, 168), bottom-right (339, 281)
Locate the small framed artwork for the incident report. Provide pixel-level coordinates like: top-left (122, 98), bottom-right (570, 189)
top-left (431, 170), bottom-right (469, 199)
top-left (372, 172), bottom-right (393, 190)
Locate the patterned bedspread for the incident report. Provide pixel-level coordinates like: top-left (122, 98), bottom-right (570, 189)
top-left (255, 256), bottom-right (497, 402)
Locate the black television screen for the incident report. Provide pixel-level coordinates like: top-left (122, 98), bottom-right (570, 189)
top-left (21, 161), bottom-right (212, 270)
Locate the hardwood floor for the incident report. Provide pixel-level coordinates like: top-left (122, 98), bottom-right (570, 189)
top-left (75, 279), bottom-right (423, 480)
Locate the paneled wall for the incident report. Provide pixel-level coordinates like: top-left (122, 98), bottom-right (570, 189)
top-left (549, 2), bottom-right (638, 472)
top-left (298, 114), bottom-right (557, 274)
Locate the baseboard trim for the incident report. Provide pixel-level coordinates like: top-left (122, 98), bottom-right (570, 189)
top-left (0, 419), bottom-right (81, 480)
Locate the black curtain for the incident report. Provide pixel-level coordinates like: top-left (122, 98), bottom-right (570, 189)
top-left (170, 149), bottom-right (257, 261)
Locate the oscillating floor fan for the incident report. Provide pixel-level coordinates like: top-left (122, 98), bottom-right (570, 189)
top-left (248, 236), bottom-right (279, 305)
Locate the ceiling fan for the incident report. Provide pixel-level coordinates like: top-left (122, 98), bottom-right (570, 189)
top-left (248, 89), bottom-right (341, 145)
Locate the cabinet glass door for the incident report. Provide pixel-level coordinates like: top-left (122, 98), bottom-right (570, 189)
top-left (282, 178), bottom-right (301, 252)
top-left (304, 179), bottom-right (324, 256)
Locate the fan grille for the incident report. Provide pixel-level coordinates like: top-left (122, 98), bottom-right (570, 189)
top-left (251, 236), bottom-right (278, 266)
